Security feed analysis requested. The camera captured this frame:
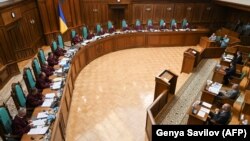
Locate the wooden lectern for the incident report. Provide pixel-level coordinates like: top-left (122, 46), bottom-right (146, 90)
top-left (154, 70), bottom-right (178, 101)
top-left (181, 48), bottom-right (200, 74)
top-left (199, 36), bottom-right (216, 48)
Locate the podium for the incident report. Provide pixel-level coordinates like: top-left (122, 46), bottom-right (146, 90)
top-left (199, 36), bottom-right (216, 48)
top-left (181, 48), bottom-right (199, 74)
top-left (154, 70), bottom-right (178, 101)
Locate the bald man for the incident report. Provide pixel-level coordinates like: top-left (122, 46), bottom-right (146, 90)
top-left (209, 103), bottom-right (232, 125)
top-left (218, 84), bottom-right (240, 100)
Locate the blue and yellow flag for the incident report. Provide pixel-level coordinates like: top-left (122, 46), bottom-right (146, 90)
top-left (58, 3), bottom-right (68, 34)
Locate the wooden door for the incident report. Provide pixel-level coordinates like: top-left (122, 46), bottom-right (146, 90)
top-left (111, 8), bottom-right (125, 29)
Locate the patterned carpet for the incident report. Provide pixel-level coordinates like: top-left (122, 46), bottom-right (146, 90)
top-left (157, 59), bottom-right (217, 124)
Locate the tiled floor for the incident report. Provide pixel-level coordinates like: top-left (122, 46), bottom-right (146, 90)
top-left (66, 47), bottom-right (199, 141)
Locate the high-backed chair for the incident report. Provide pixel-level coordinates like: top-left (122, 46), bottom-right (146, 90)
top-left (38, 49), bottom-right (46, 66)
top-left (70, 30), bottom-right (76, 45)
top-left (23, 68), bottom-right (36, 93)
top-left (159, 19), bottom-right (164, 27)
top-left (51, 41), bottom-right (58, 53)
top-left (32, 58), bottom-right (41, 80)
top-left (181, 18), bottom-right (188, 29)
top-left (170, 19), bottom-right (177, 28)
top-left (122, 19), bottom-right (127, 29)
top-left (96, 24), bottom-right (101, 35)
top-left (57, 34), bottom-right (64, 49)
top-left (11, 82), bottom-right (34, 116)
top-left (107, 21), bottom-right (112, 31)
top-left (82, 26), bottom-right (88, 39)
top-left (11, 82), bottom-right (26, 109)
top-left (0, 105), bottom-right (20, 141)
top-left (135, 19), bottom-right (142, 30)
top-left (147, 19), bottom-right (153, 26)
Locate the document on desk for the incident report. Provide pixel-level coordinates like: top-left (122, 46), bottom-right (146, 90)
top-left (45, 93), bottom-right (55, 99)
top-left (53, 77), bottom-right (63, 82)
top-left (201, 102), bottom-right (212, 108)
top-left (32, 119), bottom-right (47, 126)
top-left (41, 99), bottom-right (54, 107)
top-left (55, 68), bottom-right (62, 73)
top-left (28, 126), bottom-right (49, 135)
top-left (51, 81), bottom-right (61, 90)
top-left (37, 112), bottom-right (48, 119)
top-left (197, 110), bottom-right (206, 118)
top-left (200, 107), bottom-right (210, 113)
top-left (208, 87), bottom-right (220, 95)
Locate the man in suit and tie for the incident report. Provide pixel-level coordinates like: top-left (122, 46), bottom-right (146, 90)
top-left (208, 103), bottom-right (232, 125)
top-left (233, 51), bottom-right (243, 64)
top-left (217, 84), bottom-right (240, 100)
top-left (223, 63), bottom-right (236, 85)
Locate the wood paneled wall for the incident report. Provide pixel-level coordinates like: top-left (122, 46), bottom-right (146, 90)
top-left (37, 0), bottom-right (227, 45)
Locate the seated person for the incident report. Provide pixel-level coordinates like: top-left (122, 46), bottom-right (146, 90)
top-left (122, 23), bottom-right (130, 31)
top-left (220, 35), bottom-right (230, 48)
top-left (209, 33), bottom-right (217, 41)
top-left (147, 22), bottom-right (154, 31)
top-left (183, 22), bottom-right (190, 30)
top-left (160, 22), bottom-right (166, 30)
top-left (41, 62), bottom-right (55, 77)
top-left (87, 30), bottom-right (95, 39)
top-left (108, 25), bottom-right (116, 33)
top-left (232, 51), bottom-right (243, 64)
top-left (171, 22), bottom-right (177, 30)
top-left (54, 46), bottom-right (66, 57)
top-left (26, 88), bottom-right (45, 108)
top-left (47, 52), bottom-right (59, 67)
top-left (208, 103), bottom-right (232, 125)
top-left (12, 108), bottom-right (34, 136)
top-left (135, 19), bottom-right (142, 31)
top-left (223, 63), bottom-right (236, 85)
top-left (72, 33), bottom-right (83, 45)
top-left (217, 84), bottom-right (240, 100)
top-left (36, 72), bottom-right (52, 90)
top-left (97, 28), bottom-right (105, 36)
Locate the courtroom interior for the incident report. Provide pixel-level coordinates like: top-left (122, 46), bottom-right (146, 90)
top-left (0, 0), bottom-right (250, 141)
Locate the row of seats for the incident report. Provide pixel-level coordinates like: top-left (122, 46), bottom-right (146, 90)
top-left (0, 34), bottom-right (69, 140)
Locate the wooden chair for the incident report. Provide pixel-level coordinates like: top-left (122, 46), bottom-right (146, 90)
top-left (0, 104), bottom-right (21, 141)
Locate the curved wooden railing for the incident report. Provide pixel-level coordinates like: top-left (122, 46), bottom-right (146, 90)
top-left (46, 30), bottom-right (210, 140)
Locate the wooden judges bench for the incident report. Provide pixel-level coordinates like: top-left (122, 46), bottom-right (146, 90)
top-left (19, 29), bottom-right (209, 141)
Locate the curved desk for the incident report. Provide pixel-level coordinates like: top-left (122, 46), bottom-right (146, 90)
top-left (45, 29), bottom-right (209, 141)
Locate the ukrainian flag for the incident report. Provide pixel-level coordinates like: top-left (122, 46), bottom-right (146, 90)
top-left (58, 3), bottom-right (68, 34)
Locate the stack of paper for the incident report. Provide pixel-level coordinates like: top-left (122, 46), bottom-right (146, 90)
top-left (32, 119), bottom-right (47, 126)
top-left (45, 93), bottom-right (55, 99)
top-left (27, 126), bottom-right (49, 135)
top-left (37, 112), bottom-right (48, 119)
top-left (200, 107), bottom-right (210, 113)
top-left (41, 99), bottom-right (54, 107)
top-left (201, 102), bottom-right (212, 108)
top-left (53, 77), bottom-right (63, 82)
top-left (197, 110), bottom-right (206, 118)
top-left (51, 81), bottom-right (61, 90)
top-left (55, 68), bottom-right (63, 73)
top-left (208, 86), bottom-right (220, 94)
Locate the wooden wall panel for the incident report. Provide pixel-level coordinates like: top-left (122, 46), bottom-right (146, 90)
top-left (132, 4), bottom-right (143, 24)
top-left (143, 4), bottom-right (153, 24)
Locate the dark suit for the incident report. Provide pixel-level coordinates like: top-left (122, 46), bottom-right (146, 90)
top-left (233, 55), bottom-right (243, 64)
top-left (54, 48), bottom-right (65, 57)
top-left (41, 66), bottom-right (54, 77)
top-left (223, 65), bottom-right (236, 85)
top-left (12, 116), bottom-right (30, 136)
top-left (135, 25), bottom-right (142, 31)
top-left (210, 111), bottom-right (231, 125)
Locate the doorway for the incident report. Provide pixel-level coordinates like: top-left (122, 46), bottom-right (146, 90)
top-left (109, 5), bottom-right (126, 29)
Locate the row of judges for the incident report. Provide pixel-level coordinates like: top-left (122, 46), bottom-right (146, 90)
top-left (71, 18), bottom-right (191, 45)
